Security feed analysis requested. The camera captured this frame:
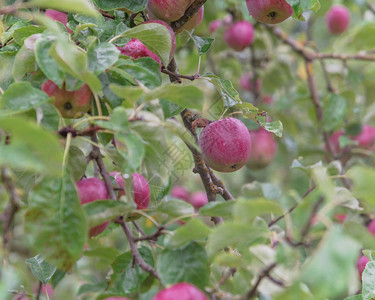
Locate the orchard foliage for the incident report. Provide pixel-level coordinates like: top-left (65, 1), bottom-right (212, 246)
top-left (2, 0), bottom-right (375, 299)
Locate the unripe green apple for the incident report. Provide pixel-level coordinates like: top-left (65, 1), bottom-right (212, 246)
top-left (246, 0), bottom-right (293, 24)
top-left (76, 177), bottom-right (109, 237)
top-left (41, 80), bottom-right (92, 119)
top-left (153, 282), bottom-right (207, 300)
top-left (199, 118), bottom-right (252, 172)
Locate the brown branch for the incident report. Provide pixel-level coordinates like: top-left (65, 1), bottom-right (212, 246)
top-left (134, 226), bottom-right (165, 242)
top-left (99, 10), bottom-right (115, 19)
top-left (35, 282), bottom-right (42, 300)
top-left (170, 0), bottom-right (208, 32)
top-left (245, 263), bottom-right (277, 300)
top-left (161, 67), bottom-right (199, 83)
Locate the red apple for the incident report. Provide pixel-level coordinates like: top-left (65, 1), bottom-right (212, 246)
top-left (357, 255), bottom-right (370, 278)
top-left (153, 282), bottom-right (207, 300)
top-left (111, 172), bottom-right (150, 209)
top-left (246, 127), bottom-right (277, 169)
top-left (246, 0), bottom-right (293, 24)
top-left (199, 118), bottom-right (252, 172)
top-left (240, 72), bottom-right (261, 92)
top-left (76, 177), bottom-right (109, 237)
top-left (368, 219), bottom-right (375, 236)
top-left (147, 0), bottom-right (194, 23)
top-left (325, 5), bottom-right (350, 35)
top-left (224, 21), bottom-right (254, 51)
top-left (209, 19), bottom-right (222, 34)
top-left (118, 39), bottom-right (161, 68)
top-left (177, 6), bottom-right (204, 33)
top-left (41, 80), bottom-right (92, 119)
top-left (352, 125), bottom-right (375, 150)
top-left (189, 191), bottom-right (208, 210)
top-left (170, 186), bottom-right (190, 201)
top-left (45, 9), bottom-right (73, 33)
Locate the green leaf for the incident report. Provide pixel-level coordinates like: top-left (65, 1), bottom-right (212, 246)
top-left (0, 81), bottom-right (49, 113)
top-left (12, 45), bottom-right (36, 81)
top-left (347, 166), bottom-right (375, 206)
top-left (160, 99), bottom-right (184, 119)
top-left (109, 85), bottom-right (144, 104)
top-left (0, 117), bottom-right (64, 176)
top-left (322, 94), bottom-right (347, 131)
top-left (87, 42), bottom-right (120, 75)
top-left (362, 261), bottom-right (375, 300)
top-left (257, 116), bottom-right (283, 138)
top-left (25, 254), bottom-right (57, 284)
top-left (157, 242), bottom-right (210, 290)
top-left (143, 84), bottom-right (204, 111)
top-left (166, 219), bottom-right (212, 248)
top-left (30, 0), bottom-right (99, 17)
top-left (67, 146), bottom-right (86, 182)
top-left (93, 0), bottom-right (147, 12)
top-left (191, 35), bottom-right (214, 56)
top-left (13, 25), bottom-right (44, 45)
top-left (199, 201), bottom-right (235, 219)
top-left (286, 0), bottom-right (321, 21)
top-left (156, 199), bottom-right (194, 218)
top-left (25, 169), bottom-right (87, 270)
top-left (83, 247), bottom-right (120, 264)
top-left (115, 131), bottom-right (145, 171)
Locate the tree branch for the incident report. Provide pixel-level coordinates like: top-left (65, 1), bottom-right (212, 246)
top-left (245, 263), bottom-right (277, 300)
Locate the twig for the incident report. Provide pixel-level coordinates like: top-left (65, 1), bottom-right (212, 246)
top-left (99, 10), bottom-right (115, 19)
top-left (36, 281), bottom-right (42, 300)
top-left (161, 67), bottom-right (199, 82)
top-left (134, 226), bottom-right (165, 242)
top-left (245, 263), bottom-right (277, 300)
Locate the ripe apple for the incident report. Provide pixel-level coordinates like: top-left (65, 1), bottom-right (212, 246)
top-left (209, 19), bottom-right (222, 34)
top-left (76, 177), bottom-right (109, 237)
top-left (357, 255), bottom-right (370, 278)
top-left (111, 172), bottom-right (150, 209)
top-left (246, 127), bottom-right (277, 169)
top-left (153, 282), bottom-right (207, 300)
top-left (240, 72), bottom-right (261, 92)
top-left (189, 191), bottom-right (208, 210)
top-left (224, 21), bottom-right (254, 51)
top-left (45, 9), bottom-right (73, 33)
top-left (352, 125), bottom-right (375, 150)
top-left (246, 0), bottom-right (293, 24)
top-left (199, 118), bottom-right (252, 172)
top-left (325, 5), bottom-right (350, 35)
top-left (41, 80), bottom-right (92, 119)
top-left (170, 186), bottom-right (190, 201)
top-left (118, 39), bottom-right (161, 68)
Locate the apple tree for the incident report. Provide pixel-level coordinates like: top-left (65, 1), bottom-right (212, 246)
top-left (1, 0), bottom-right (375, 299)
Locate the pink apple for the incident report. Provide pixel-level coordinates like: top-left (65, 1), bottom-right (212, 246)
top-left (325, 5), bottom-right (350, 35)
top-left (170, 186), bottom-right (190, 201)
top-left (352, 125), bottom-right (375, 150)
top-left (45, 9), bottom-right (73, 33)
top-left (368, 219), bottom-right (375, 236)
top-left (357, 255), bottom-right (370, 278)
top-left (153, 282), bottom-right (207, 300)
top-left (147, 0), bottom-right (194, 23)
top-left (41, 80), bottom-right (92, 119)
top-left (118, 39), bottom-right (161, 68)
top-left (188, 191), bottom-right (208, 210)
top-left (240, 73), bottom-right (261, 92)
top-left (76, 177), bottom-right (109, 237)
top-left (199, 118), bottom-right (252, 172)
top-left (209, 19), bottom-right (222, 33)
top-left (246, 127), bottom-right (277, 169)
top-left (224, 21), bottom-right (254, 51)
top-left (111, 172), bottom-right (150, 209)
top-left (246, 0), bottom-right (293, 24)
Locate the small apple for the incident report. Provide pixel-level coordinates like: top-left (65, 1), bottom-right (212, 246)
top-left (246, 127), bottom-right (277, 169)
top-left (325, 5), bottom-right (350, 35)
top-left (45, 9), bottom-right (73, 33)
top-left (209, 19), bottom-right (222, 34)
top-left (240, 72), bottom-right (261, 92)
top-left (170, 186), bottom-right (190, 201)
top-left (118, 39), bottom-right (161, 68)
top-left (368, 219), bottom-right (375, 236)
top-left (41, 80), bottom-right (92, 119)
top-left (357, 255), bottom-right (370, 278)
top-left (246, 0), bottom-right (293, 24)
top-left (147, 0), bottom-right (193, 23)
top-left (76, 177), bottom-right (109, 237)
top-left (224, 21), bottom-right (254, 51)
top-left (189, 191), bottom-right (208, 210)
top-left (153, 282), bottom-right (207, 300)
top-left (111, 172), bottom-right (150, 209)
top-left (352, 125), bottom-right (375, 150)
top-left (199, 118), bottom-right (252, 172)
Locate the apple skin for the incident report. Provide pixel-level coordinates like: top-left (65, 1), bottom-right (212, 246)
top-left (199, 118), bottom-right (252, 172)
top-left (357, 255), bottom-right (370, 278)
top-left (177, 6), bottom-right (204, 33)
top-left (246, 128), bottom-right (277, 169)
top-left (118, 39), bottom-right (161, 68)
top-left (147, 0), bottom-right (193, 23)
top-left (189, 191), bottom-right (208, 210)
top-left (111, 172), bottom-right (150, 209)
top-left (224, 21), bottom-right (254, 51)
top-left (325, 5), bottom-right (350, 35)
top-left (153, 282), bottom-right (207, 300)
top-left (41, 80), bottom-right (92, 119)
top-left (76, 178), bottom-right (110, 237)
top-left (246, 0), bottom-right (293, 24)
top-left (240, 72), bottom-right (261, 92)
top-left (209, 19), bottom-right (222, 33)
top-left (170, 186), bottom-right (190, 201)
top-left (368, 219), bottom-right (375, 236)
top-left (45, 9), bottom-right (73, 33)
